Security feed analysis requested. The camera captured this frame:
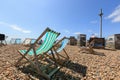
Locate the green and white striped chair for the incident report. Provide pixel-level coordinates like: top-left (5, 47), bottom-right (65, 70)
top-left (47, 37), bottom-right (70, 64)
top-left (15, 27), bottom-right (60, 80)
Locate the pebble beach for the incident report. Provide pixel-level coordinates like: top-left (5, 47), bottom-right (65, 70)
top-left (0, 45), bottom-right (120, 80)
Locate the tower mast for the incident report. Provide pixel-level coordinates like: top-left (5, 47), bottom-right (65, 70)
top-left (99, 9), bottom-right (103, 38)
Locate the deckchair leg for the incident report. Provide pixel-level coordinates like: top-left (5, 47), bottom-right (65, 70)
top-left (15, 52), bottom-right (36, 67)
top-left (53, 47), bottom-right (60, 59)
top-left (51, 51), bottom-right (56, 61)
top-left (63, 49), bottom-right (69, 59)
top-left (15, 46), bottom-right (33, 66)
top-left (56, 53), bottom-right (67, 59)
top-left (53, 47), bottom-right (61, 60)
top-left (44, 50), bottom-right (57, 63)
top-left (33, 47), bottom-right (50, 80)
top-left (54, 49), bottom-right (69, 60)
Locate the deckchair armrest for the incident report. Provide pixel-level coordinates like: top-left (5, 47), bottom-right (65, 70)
top-left (53, 37), bottom-right (69, 47)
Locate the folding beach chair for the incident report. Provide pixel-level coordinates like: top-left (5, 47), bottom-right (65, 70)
top-left (15, 27), bottom-right (60, 80)
top-left (47, 37), bottom-right (70, 65)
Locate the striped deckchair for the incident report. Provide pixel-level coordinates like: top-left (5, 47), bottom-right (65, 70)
top-left (47, 37), bottom-right (70, 65)
top-left (15, 27), bottom-right (60, 80)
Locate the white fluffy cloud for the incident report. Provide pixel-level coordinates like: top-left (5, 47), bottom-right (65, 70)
top-left (10, 25), bottom-right (31, 33)
top-left (0, 22), bottom-right (31, 33)
top-left (107, 5), bottom-right (120, 22)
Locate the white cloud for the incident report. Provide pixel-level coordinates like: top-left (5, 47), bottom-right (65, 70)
top-left (0, 21), bottom-right (31, 33)
top-left (90, 20), bottom-right (98, 24)
top-left (112, 15), bottom-right (120, 22)
top-left (10, 25), bottom-right (31, 33)
top-left (107, 5), bottom-right (120, 23)
top-left (64, 30), bottom-right (70, 34)
top-left (10, 25), bottom-right (22, 31)
top-left (74, 32), bottom-right (81, 35)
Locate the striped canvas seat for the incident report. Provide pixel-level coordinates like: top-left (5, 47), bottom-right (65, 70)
top-left (20, 31), bottom-right (59, 55)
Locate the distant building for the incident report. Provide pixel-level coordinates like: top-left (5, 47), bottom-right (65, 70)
top-left (89, 37), bottom-right (105, 49)
top-left (77, 34), bottom-right (86, 47)
top-left (106, 34), bottom-right (120, 49)
top-left (69, 36), bottom-right (77, 45)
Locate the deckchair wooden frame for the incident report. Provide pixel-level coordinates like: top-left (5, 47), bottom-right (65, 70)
top-left (15, 27), bottom-right (60, 80)
top-left (53, 37), bottom-right (69, 59)
top-left (45, 37), bottom-right (70, 65)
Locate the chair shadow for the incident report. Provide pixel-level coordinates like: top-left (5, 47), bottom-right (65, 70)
top-left (52, 70), bottom-right (82, 80)
top-left (81, 50), bottom-right (106, 56)
top-left (63, 60), bottom-right (87, 77)
top-left (18, 64), bottom-right (82, 80)
top-left (104, 48), bottom-right (116, 51)
top-left (18, 65), bottom-right (49, 80)
top-left (91, 51), bottom-right (106, 56)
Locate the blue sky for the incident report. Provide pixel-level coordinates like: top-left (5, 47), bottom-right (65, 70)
top-left (0, 0), bottom-right (120, 41)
